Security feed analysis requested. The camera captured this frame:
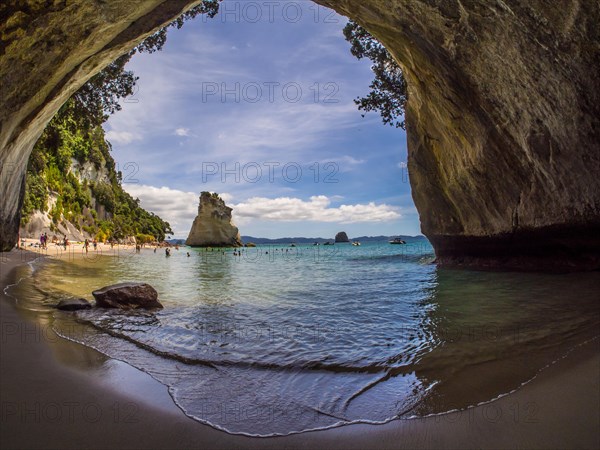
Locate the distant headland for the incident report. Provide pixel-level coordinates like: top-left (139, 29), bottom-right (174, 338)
top-left (168, 235), bottom-right (426, 246)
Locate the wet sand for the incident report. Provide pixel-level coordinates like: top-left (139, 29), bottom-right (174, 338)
top-left (1, 249), bottom-right (598, 449)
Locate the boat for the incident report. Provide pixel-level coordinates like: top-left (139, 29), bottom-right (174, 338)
top-left (389, 237), bottom-right (406, 244)
top-left (352, 241), bottom-right (361, 246)
top-left (323, 241), bottom-right (334, 246)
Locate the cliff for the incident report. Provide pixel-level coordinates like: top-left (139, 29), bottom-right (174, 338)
top-left (317, 0), bottom-right (600, 270)
top-left (1, 1), bottom-right (599, 269)
top-left (186, 192), bottom-right (242, 247)
top-left (18, 101), bottom-right (172, 243)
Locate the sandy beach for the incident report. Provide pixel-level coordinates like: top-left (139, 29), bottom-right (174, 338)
top-left (17, 238), bottom-right (156, 254)
top-left (1, 249), bottom-right (598, 450)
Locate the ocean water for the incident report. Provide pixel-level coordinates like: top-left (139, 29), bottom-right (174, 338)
top-left (6, 239), bottom-right (600, 436)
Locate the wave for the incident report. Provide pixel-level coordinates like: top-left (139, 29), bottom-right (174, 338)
top-left (348, 252), bottom-right (434, 264)
top-left (66, 315), bottom-right (421, 375)
top-left (7, 244), bottom-right (599, 436)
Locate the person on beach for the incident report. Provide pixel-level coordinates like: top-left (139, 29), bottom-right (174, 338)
top-left (93, 239), bottom-right (97, 251)
top-left (165, 248), bottom-right (171, 257)
top-left (84, 239), bottom-right (89, 253)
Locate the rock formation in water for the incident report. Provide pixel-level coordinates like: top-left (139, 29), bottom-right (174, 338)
top-left (335, 232), bottom-right (350, 243)
top-left (1, 1), bottom-right (599, 270)
top-left (92, 282), bottom-right (163, 310)
top-left (186, 192), bottom-right (242, 247)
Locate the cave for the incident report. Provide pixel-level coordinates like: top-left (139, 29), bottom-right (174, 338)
top-left (1, 0), bottom-right (599, 270)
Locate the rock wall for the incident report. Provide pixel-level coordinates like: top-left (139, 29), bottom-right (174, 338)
top-left (316, 0), bottom-right (600, 269)
top-left (19, 206), bottom-right (91, 242)
top-left (19, 159), bottom-right (111, 242)
top-left (1, 1), bottom-right (599, 269)
top-left (186, 192), bottom-right (242, 247)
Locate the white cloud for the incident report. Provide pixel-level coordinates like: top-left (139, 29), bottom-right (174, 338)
top-left (122, 184), bottom-right (198, 236)
top-left (105, 131), bottom-right (141, 145)
top-left (177, 101), bottom-right (361, 171)
top-left (218, 192), bottom-right (233, 203)
top-left (103, 28), bottom-right (373, 175)
top-left (339, 156), bottom-right (366, 165)
top-left (121, 185), bottom-right (400, 237)
top-left (232, 195), bottom-right (400, 224)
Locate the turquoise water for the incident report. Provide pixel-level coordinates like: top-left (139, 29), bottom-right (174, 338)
top-left (7, 239), bottom-right (600, 436)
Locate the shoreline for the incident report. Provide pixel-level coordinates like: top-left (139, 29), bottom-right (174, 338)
top-left (1, 249), bottom-right (598, 449)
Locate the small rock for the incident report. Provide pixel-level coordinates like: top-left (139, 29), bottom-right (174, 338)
top-left (56, 298), bottom-right (92, 311)
top-left (335, 232), bottom-right (350, 243)
top-left (92, 282), bottom-right (163, 310)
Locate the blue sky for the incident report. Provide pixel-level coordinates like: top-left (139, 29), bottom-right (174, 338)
top-left (104, 1), bottom-right (419, 239)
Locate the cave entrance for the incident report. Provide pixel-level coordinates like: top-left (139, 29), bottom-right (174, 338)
top-left (4, 1), bottom-right (599, 441)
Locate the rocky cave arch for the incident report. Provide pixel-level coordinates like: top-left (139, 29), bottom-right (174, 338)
top-left (1, 0), bottom-right (599, 269)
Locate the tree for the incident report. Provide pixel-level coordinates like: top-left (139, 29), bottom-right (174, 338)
top-left (70, 54), bottom-right (138, 129)
top-left (343, 21), bottom-right (408, 129)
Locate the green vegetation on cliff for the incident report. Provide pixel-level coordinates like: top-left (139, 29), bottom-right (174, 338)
top-left (21, 99), bottom-right (173, 242)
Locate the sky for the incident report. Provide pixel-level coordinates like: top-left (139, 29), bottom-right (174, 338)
top-left (104, 1), bottom-right (420, 239)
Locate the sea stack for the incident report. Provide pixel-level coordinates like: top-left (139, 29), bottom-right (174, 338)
top-left (335, 232), bottom-right (350, 243)
top-left (186, 192), bottom-right (242, 247)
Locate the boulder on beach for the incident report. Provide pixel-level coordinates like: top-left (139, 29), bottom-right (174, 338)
top-left (92, 282), bottom-right (163, 310)
top-left (56, 298), bottom-right (92, 311)
top-left (335, 232), bottom-right (350, 243)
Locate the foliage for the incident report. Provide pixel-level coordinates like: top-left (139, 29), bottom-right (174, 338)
top-left (136, 1), bottom-right (220, 53)
top-left (20, 174), bottom-right (47, 225)
top-left (71, 54), bottom-right (139, 129)
top-left (343, 21), bottom-right (408, 129)
top-left (136, 234), bottom-right (156, 245)
top-left (95, 229), bottom-right (109, 243)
